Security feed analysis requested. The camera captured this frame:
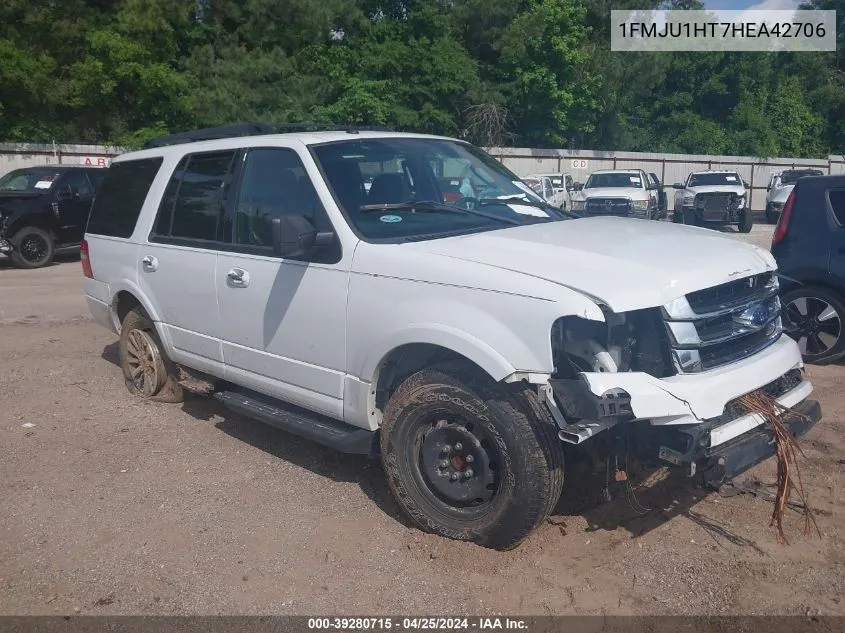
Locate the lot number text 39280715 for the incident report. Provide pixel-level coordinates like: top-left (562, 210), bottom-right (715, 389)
top-left (307, 618), bottom-right (528, 631)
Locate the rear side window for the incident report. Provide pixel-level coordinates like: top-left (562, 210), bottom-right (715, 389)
top-left (86, 158), bottom-right (163, 238)
top-left (829, 190), bottom-right (845, 226)
top-left (152, 150), bottom-right (235, 243)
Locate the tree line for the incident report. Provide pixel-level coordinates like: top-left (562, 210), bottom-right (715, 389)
top-left (0, 0), bottom-right (842, 157)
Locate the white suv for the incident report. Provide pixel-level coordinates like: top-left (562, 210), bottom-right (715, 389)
top-left (83, 124), bottom-right (821, 550)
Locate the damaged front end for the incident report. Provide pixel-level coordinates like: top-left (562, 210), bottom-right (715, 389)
top-left (540, 271), bottom-right (822, 488)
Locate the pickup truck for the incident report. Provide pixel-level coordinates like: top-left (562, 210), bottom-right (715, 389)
top-left (570, 169), bottom-right (658, 219)
top-left (673, 170), bottom-right (752, 232)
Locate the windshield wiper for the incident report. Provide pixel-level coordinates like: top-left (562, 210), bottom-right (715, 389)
top-left (358, 201), bottom-right (523, 226)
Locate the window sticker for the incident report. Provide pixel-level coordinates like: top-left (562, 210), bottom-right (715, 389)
top-left (726, 176), bottom-right (737, 182)
top-left (34, 181), bottom-right (54, 189)
top-left (379, 214), bottom-right (403, 223)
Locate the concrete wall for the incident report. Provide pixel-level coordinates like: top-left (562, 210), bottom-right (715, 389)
top-left (2, 140), bottom-right (843, 212)
top-left (487, 147), bottom-right (845, 212)
top-left (0, 143), bottom-right (123, 175)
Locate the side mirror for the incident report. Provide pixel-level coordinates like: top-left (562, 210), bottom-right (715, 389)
top-left (672, 182), bottom-right (685, 189)
top-left (271, 215), bottom-right (333, 258)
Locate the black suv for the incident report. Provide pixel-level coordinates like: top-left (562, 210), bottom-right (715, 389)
top-left (0, 166), bottom-right (105, 268)
top-left (771, 174), bottom-right (845, 364)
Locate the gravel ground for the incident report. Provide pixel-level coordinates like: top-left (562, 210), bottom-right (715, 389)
top-left (1, 221), bottom-right (843, 616)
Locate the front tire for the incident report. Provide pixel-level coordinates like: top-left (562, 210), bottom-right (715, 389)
top-left (765, 204), bottom-right (777, 225)
top-left (119, 308), bottom-right (184, 402)
top-left (9, 226), bottom-right (55, 269)
top-left (738, 209), bottom-right (753, 233)
top-left (782, 286), bottom-right (845, 364)
top-left (380, 363), bottom-right (564, 550)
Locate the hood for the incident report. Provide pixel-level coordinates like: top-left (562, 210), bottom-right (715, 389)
top-left (404, 217), bottom-right (775, 313)
top-left (770, 184), bottom-right (794, 203)
top-left (684, 184), bottom-right (746, 196)
top-left (574, 187), bottom-right (649, 200)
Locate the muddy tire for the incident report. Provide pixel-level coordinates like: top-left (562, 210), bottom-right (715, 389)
top-left (379, 363), bottom-right (565, 550)
top-left (738, 209), bottom-right (754, 233)
top-left (119, 308), bottom-right (183, 403)
top-left (9, 226), bottom-right (55, 269)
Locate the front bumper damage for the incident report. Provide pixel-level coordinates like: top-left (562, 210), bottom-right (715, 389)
top-left (542, 335), bottom-right (821, 487)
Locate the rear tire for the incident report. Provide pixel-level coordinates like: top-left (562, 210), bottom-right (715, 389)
top-left (738, 209), bottom-right (753, 233)
top-left (781, 286), bottom-right (845, 365)
top-left (380, 363), bottom-right (564, 550)
top-left (9, 226), bottom-right (55, 269)
top-left (119, 308), bottom-right (184, 403)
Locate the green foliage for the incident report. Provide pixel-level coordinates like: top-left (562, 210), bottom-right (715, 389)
top-left (0, 0), bottom-right (842, 157)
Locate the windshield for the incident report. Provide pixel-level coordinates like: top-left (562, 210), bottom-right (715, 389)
top-left (688, 172), bottom-right (742, 187)
top-left (779, 170), bottom-right (823, 185)
top-left (311, 138), bottom-right (567, 241)
top-left (584, 172), bottom-right (643, 189)
top-left (0, 169), bottom-right (62, 192)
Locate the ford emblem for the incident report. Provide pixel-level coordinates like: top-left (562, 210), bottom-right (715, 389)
top-left (733, 302), bottom-right (771, 329)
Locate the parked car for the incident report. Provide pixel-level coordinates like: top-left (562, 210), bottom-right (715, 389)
top-left (531, 172), bottom-right (575, 210)
top-left (0, 165), bottom-right (105, 268)
top-left (84, 123), bottom-right (820, 550)
top-left (646, 172), bottom-right (668, 219)
top-left (672, 170), bottom-right (752, 232)
top-left (771, 174), bottom-right (845, 364)
top-left (522, 175), bottom-right (558, 206)
top-left (570, 169), bottom-right (659, 219)
top-left (765, 168), bottom-right (825, 225)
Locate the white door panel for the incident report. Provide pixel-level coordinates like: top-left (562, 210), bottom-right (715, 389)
top-left (137, 243), bottom-right (223, 368)
top-left (217, 254), bottom-right (348, 417)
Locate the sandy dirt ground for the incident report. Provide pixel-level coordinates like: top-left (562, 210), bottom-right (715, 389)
top-left (1, 223), bottom-right (843, 616)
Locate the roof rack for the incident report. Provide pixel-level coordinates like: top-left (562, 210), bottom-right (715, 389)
top-left (141, 122), bottom-right (395, 149)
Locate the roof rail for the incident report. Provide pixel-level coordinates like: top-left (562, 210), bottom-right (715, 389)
top-left (141, 122), bottom-right (395, 149)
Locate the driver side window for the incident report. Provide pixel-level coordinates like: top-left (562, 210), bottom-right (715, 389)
top-left (234, 148), bottom-right (324, 247)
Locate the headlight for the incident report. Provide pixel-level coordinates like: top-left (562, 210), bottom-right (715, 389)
top-left (632, 199), bottom-right (649, 210)
top-left (572, 200), bottom-right (585, 211)
top-left (682, 194), bottom-right (694, 205)
top-left (737, 195), bottom-right (746, 209)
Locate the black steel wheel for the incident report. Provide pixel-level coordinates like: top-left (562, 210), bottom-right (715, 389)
top-left (9, 226), bottom-right (55, 269)
top-left (782, 286), bottom-right (845, 364)
top-left (380, 362), bottom-right (564, 550)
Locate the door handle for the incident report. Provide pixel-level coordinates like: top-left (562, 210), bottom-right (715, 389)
top-left (141, 255), bottom-right (158, 272)
top-left (227, 268), bottom-right (250, 287)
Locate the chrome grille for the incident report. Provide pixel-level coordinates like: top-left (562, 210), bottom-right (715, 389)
top-left (662, 272), bottom-right (783, 373)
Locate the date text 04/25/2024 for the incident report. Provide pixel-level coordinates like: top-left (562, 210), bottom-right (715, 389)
top-left (307, 618), bottom-right (528, 631)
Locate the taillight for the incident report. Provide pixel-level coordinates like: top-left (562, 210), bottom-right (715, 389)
top-left (772, 188), bottom-right (796, 247)
top-left (81, 239), bottom-right (93, 278)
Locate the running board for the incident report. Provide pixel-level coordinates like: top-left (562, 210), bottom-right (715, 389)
top-left (213, 390), bottom-right (378, 456)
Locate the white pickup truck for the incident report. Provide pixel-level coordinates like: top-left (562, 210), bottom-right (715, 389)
top-left (570, 169), bottom-right (659, 219)
top-left (82, 125), bottom-right (820, 550)
top-left (673, 170), bottom-right (752, 232)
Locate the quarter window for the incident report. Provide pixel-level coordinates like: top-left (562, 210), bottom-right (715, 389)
top-left (86, 157), bottom-right (163, 238)
top-left (829, 190), bottom-right (845, 226)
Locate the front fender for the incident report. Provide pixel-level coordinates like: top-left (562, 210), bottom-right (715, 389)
top-left (348, 274), bottom-right (605, 385)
